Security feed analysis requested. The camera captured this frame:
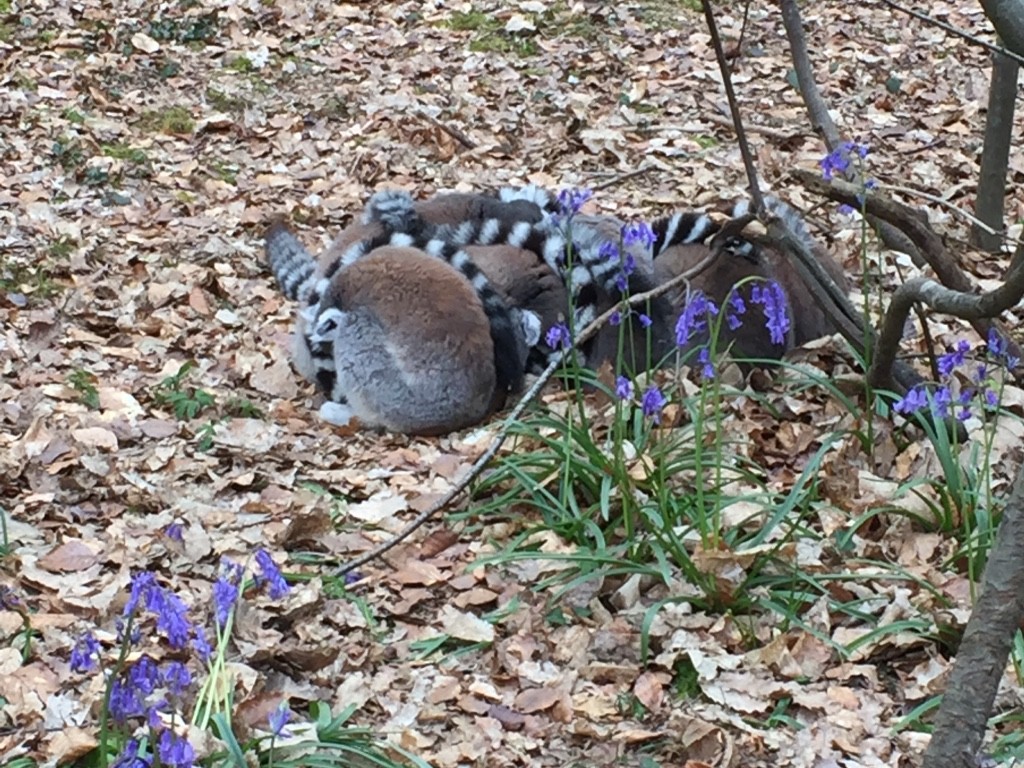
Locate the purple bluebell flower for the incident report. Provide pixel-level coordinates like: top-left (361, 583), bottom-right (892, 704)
top-left (820, 141), bottom-right (869, 180)
top-left (254, 550), bottom-right (290, 600)
top-left (987, 328), bottom-right (1020, 369)
top-left (124, 572), bottom-right (157, 618)
top-left (598, 241), bottom-right (619, 262)
top-left (697, 347), bottom-right (715, 380)
top-left (937, 339), bottom-right (971, 377)
top-left (956, 389), bottom-right (972, 422)
top-left (70, 631), bottom-right (100, 673)
top-left (838, 203), bottom-right (855, 216)
top-left (160, 661), bottom-right (192, 695)
top-left (157, 730), bottom-right (195, 768)
top-left (641, 386), bottom-right (667, 424)
top-left (112, 738), bottom-right (149, 768)
top-left (192, 626), bottom-right (211, 663)
top-left (609, 310), bottom-right (622, 326)
top-left (985, 389), bottom-right (999, 408)
top-left (750, 281), bottom-right (790, 345)
top-left (893, 387), bottom-right (928, 415)
top-left (932, 386), bottom-right (952, 418)
top-left (164, 523), bottom-right (184, 542)
top-left (545, 322), bottom-right (571, 350)
top-left (213, 559), bottom-right (243, 629)
top-left (269, 701), bottom-right (292, 738)
top-left (344, 570), bottom-right (362, 586)
top-left (621, 220), bottom-right (655, 250)
top-left (556, 187), bottom-right (593, 219)
top-left (675, 291), bottom-right (719, 347)
top-left (109, 678), bottom-right (146, 723)
top-left (615, 376), bottom-right (633, 400)
top-left (143, 583), bottom-right (193, 650)
top-left (726, 292), bottom-right (746, 331)
top-left (638, 312), bottom-right (652, 329)
top-left (127, 655), bottom-right (159, 697)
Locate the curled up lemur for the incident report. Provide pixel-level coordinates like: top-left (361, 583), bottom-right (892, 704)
top-left (265, 187), bottom-right (557, 435)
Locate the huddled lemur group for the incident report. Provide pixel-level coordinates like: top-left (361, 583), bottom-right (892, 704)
top-left (265, 185), bottom-right (848, 436)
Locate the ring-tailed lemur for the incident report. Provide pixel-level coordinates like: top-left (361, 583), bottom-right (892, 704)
top-left (264, 185), bottom-right (552, 428)
top-left (266, 228), bottom-right (542, 435)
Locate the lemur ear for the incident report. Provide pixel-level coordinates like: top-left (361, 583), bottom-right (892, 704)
top-left (312, 308), bottom-right (345, 341)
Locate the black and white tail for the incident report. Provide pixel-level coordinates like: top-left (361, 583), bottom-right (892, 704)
top-left (266, 222), bottom-right (319, 302)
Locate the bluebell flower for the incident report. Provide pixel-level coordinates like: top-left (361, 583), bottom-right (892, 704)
top-left (144, 584), bottom-right (193, 651)
top-left (157, 730), bottom-right (195, 768)
top-left (269, 702), bottom-right (292, 738)
top-left (697, 347), bottom-right (715, 380)
top-left (70, 631), bottom-right (100, 673)
top-left (609, 310), bottom-right (622, 326)
top-left (164, 523), bottom-right (184, 542)
top-left (127, 655), bottom-right (159, 697)
top-left (932, 386), bottom-right (952, 418)
top-left (621, 220), bottom-right (655, 250)
top-left (641, 386), bottom-right (667, 424)
top-left (675, 291), bottom-right (719, 347)
top-left (956, 389), bottom-right (972, 422)
top-left (985, 389), bottom-right (999, 408)
top-left (124, 572), bottom-right (157, 618)
top-left (893, 387), bottom-right (928, 415)
top-left (615, 376), bottom-right (633, 400)
top-left (598, 241), bottom-right (619, 262)
top-left (160, 661), bottom-right (192, 695)
top-left (545, 322), bottom-right (572, 350)
top-left (987, 328), bottom-right (1020, 369)
top-left (638, 313), bottom-right (652, 329)
top-left (820, 141), bottom-right (869, 180)
top-left (112, 738), bottom-right (149, 768)
top-left (109, 678), bottom-right (146, 723)
top-left (750, 281), bottom-right (790, 345)
top-left (344, 571), bottom-right (362, 586)
top-left (838, 203), bottom-right (855, 216)
top-left (192, 626), bottom-right (211, 663)
top-left (556, 187), bottom-right (593, 219)
top-left (254, 550), bottom-right (290, 600)
top-left (937, 339), bottom-right (971, 377)
top-left (213, 558), bottom-right (244, 628)
top-left (726, 292), bottom-right (746, 331)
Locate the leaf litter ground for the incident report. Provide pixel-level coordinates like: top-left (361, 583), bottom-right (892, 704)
top-left (2, 0), bottom-right (1024, 766)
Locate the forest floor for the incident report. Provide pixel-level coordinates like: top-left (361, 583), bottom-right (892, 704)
top-left (2, 0), bottom-right (1024, 766)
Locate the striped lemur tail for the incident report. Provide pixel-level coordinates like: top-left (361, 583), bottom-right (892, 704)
top-left (266, 221), bottom-right (319, 302)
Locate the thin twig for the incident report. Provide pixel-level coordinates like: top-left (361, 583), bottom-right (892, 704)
top-left (335, 248), bottom-right (724, 575)
top-left (877, 0), bottom-right (1024, 67)
top-left (413, 109), bottom-right (477, 149)
top-left (881, 183), bottom-right (1003, 236)
top-left (590, 166), bottom-right (653, 192)
top-left (704, 113), bottom-right (804, 142)
top-left (702, 0), bottom-right (764, 212)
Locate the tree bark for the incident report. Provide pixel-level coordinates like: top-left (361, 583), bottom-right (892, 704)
top-left (971, 47), bottom-right (1019, 253)
top-left (979, 0), bottom-right (1024, 58)
top-left (922, 466), bottom-right (1024, 768)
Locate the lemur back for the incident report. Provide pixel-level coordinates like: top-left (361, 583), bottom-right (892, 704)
top-left (309, 246), bottom-right (501, 435)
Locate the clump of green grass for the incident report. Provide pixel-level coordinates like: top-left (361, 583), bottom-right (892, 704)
top-left (139, 106), bottom-right (194, 135)
top-left (68, 369), bottom-right (100, 410)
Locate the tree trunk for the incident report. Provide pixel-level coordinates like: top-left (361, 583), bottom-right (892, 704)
top-left (979, 0), bottom-right (1024, 58)
top-left (971, 47), bottom-right (1019, 253)
top-left (922, 466), bottom-right (1024, 768)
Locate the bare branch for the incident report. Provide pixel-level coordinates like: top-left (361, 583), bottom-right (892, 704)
top-left (882, 0), bottom-right (1024, 64)
top-left (702, 0), bottom-right (764, 211)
